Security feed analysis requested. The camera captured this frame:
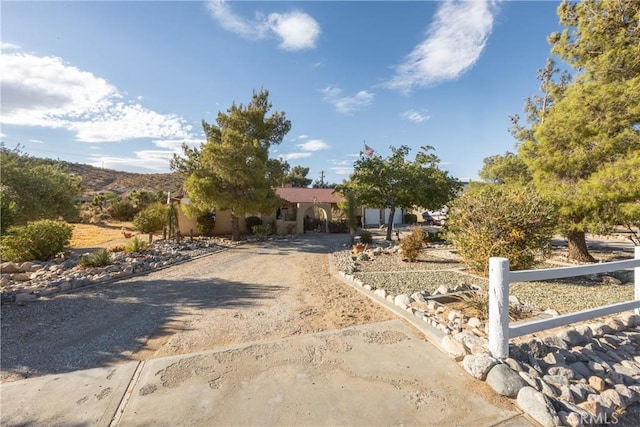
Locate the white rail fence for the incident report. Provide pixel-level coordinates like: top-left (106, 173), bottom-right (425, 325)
top-left (488, 246), bottom-right (640, 358)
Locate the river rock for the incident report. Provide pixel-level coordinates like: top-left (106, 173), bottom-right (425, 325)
top-left (486, 364), bottom-right (527, 398)
top-left (462, 354), bottom-right (498, 380)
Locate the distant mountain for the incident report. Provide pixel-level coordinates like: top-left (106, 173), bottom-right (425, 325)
top-left (29, 156), bottom-right (184, 195)
top-left (63, 162), bottom-right (185, 195)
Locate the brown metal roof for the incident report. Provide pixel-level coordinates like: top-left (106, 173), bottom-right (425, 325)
top-left (275, 187), bottom-right (343, 204)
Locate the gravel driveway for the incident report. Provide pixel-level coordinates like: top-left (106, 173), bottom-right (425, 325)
top-left (1, 234), bottom-right (392, 383)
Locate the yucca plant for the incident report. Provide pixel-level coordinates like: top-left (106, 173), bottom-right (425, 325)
top-left (124, 236), bottom-right (149, 254)
top-left (80, 248), bottom-right (112, 268)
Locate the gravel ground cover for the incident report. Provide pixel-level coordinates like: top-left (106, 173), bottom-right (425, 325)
top-left (333, 243), bottom-right (635, 315)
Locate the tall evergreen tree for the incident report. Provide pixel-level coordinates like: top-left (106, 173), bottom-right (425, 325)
top-left (511, 0), bottom-right (640, 261)
top-left (171, 90), bottom-right (291, 241)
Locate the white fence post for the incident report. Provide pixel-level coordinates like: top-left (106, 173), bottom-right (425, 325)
top-left (635, 246), bottom-right (640, 316)
top-left (489, 257), bottom-right (510, 359)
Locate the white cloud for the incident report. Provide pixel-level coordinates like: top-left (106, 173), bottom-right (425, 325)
top-left (279, 152), bottom-right (312, 161)
top-left (0, 42), bottom-right (20, 51)
top-left (268, 11), bottom-right (321, 51)
top-left (385, 0), bottom-right (497, 92)
top-left (329, 166), bottom-right (353, 176)
top-left (331, 159), bottom-right (352, 166)
top-left (298, 135), bottom-right (309, 140)
top-left (206, 0), bottom-right (320, 51)
top-left (321, 86), bottom-right (374, 114)
top-left (0, 49), bottom-right (194, 143)
top-left (402, 110), bottom-right (430, 122)
top-left (297, 139), bottom-right (330, 152)
top-left (28, 139), bottom-right (44, 144)
top-left (89, 151), bottom-right (177, 173)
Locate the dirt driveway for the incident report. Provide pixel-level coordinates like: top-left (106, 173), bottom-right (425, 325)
top-left (1, 234), bottom-right (525, 426)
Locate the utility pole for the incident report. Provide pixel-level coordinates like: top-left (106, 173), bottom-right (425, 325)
top-left (319, 170), bottom-right (325, 188)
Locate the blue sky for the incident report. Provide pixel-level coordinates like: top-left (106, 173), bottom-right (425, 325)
top-left (1, 1), bottom-right (564, 185)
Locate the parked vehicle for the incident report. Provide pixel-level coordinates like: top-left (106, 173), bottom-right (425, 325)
top-left (421, 212), bottom-right (441, 226)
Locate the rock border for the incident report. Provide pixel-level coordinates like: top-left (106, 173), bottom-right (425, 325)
top-left (331, 245), bottom-right (640, 427)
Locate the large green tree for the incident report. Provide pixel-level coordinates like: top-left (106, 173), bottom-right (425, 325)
top-left (171, 90), bottom-right (291, 241)
top-left (283, 165), bottom-right (312, 188)
top-left (509, 0), bottom-right (640, 262)
top-left (342, 145), bottom-right (460, 241)
top-left (1, 146), bottom-right (81, 232)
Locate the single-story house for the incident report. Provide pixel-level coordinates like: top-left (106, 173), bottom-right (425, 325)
top-left (171, 186), bottom-right (345, 236)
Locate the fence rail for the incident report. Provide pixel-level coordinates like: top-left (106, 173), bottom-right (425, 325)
top-left (488, 247), bottom-right (640, 358)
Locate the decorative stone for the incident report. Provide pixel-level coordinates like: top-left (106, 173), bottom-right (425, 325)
top-left (543, 335), bottom-right (569, 350)
top-left (462, 354), bottom-right (498, 380)
top-left (557, 329), bottom-right (585, 347)
top-left (538, 378), bottom-right (560, 398)
top-left (605, 318), bottom-right (625, 332)
top-left (547, 365), bottom-right (576, 380)
top-left (516, 387), bottom-right (561, 427)
top-left (600, 389), bottom-right (624, 410)
top-left (543, 375), bottom-right (570, 387)
top-left (453, 332), bottom-right (488, 355)
top-left (574, 324), bottom-right (593, 341)
top-left (544, 351), bottom-right (566, 366)
top-left (486, 364), bottom-right (527, 398)
top-left (588, 376), bottom-right (605, 392)
top-left (467, 317), bottom-right (482, 329)
top-left (558, 411), bottom-right (581, 427)
top-left (525, 338), bottom-right (549, 358)
top-left (504, 357), bottom-right (523, 372)
top-left (518, 371), bottom-right (540, 391)
top-left (569, 361), bottom-right (591, 379)
top-left (394, 294), bottom-right (412, 307)
top-left (588, 322), bottom-right (613, 337)
top-left (601, 275), bottom-right (622, 285)
top-left (432, 285), bottom-right (450, 296)
top-left (1, 262), bottom-right (19, 274)
top-left (411, 292), bottom-right (426, 304)
top-left (440, 335), bottom-right (467, 361)
top-left (618, 313), bottom-right (639, 328)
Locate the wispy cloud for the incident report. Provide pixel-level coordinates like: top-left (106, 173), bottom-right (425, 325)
top-left (385, 0), bottom-right (498, 92)
top-left (279, 152), bottom-right (312, 161)
top-left (329, 167), bottom-right (353, 176)
top-left (321, 86), bottom-right (374, 114)
top-left (0, 42), bottom-right (20, 51)
top-left (402, 110), bottom-right (430, 123)
top-left (206, 0), bottom-right (320, 51)
top-left (28, 139), bottom-right (44, 144)
top-left (297, 139), bottom-right (330, 151)
top-left (0, 49), bottom-right (194, 144)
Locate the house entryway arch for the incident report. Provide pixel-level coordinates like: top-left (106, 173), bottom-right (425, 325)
top-left (298, 202), bottom-right (332, 234)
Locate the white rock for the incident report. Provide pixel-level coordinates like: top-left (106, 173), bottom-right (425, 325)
top-left (374, 289), bottom-right (387, 299)
top-left (462, 354), bottom-right (498, 380)
top-left (517, 387), bottom-right (561, 427)
top-left (440, 335), bottom-right (467, 361)
top-left (394, 294), bottom-right (412, 307)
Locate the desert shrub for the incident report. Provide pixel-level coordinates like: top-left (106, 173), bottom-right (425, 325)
top-left (400, 227), bottom-right (426, 262)
top-left (0, 220), bottom-right (73, 261)
top-left (108, 199), bottom-right (138, 221)
top-left (80, 249), bottom-right (111, 267)
top-left (124, 236), bottom-right (148, 253)
top-left (404, 213), bottom-right (418, 225)
top-left (197, 212), bottom-right (216, 236)
top-left (245, 216), bottom-right (262, 233)
top-left (252, 224), bottom-right (273, 239)
top-left (446, 184), bottom-right (557, 276)
top-left (359, 230), bottom-right (373, 244)
top-left (133, 203), bottom-right (167, 235)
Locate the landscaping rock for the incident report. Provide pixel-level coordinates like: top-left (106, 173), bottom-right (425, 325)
top-left (462, 354), bottom-right (498, 380)
top-left (486, 364), bottom-right (527, 398)
top-left (516, 387), bottom-right (561, 427)
top-left (440, 335), bottom-right (467, 361)
top-left (394, 294), bottom-right (412, 307)
top-left (588, 376), bottom-right (606, 392)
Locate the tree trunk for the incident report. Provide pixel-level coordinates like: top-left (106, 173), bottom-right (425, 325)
top-left (566, 230), bottom-right (596, 262)
top-left (385, 206), bottom-right (395, 241)
top-left (231, 215), bottom-right (240, 241)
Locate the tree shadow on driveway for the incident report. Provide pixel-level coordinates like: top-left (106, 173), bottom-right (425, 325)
top-left (1, 277), bottom-right (284, 382)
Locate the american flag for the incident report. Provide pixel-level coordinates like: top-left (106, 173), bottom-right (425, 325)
top-left (363, 144), bottom-right (375, 158)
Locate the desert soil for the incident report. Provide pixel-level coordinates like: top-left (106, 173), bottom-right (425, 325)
top-left (1, 234), bottom-right (393, 383)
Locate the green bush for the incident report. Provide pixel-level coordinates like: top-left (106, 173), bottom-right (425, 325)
top-left (251, 224), bottom-right (273, 238)
top-left (197, 212), bottom-right (216, 236)
top-left (245, 216), bottom-right (262, 234)
top-left (404, 213), bottom-right (418, 225)
top-left (359, 230), bottom-right (373, 244)
top-left (446, 184), bottom-right (557, 276)
top-left (107, 199), bottom-right (138, 221)
top-left (0, 220), bottom-right (73, 261)
top-left (400, 227), bottom-right (425, 262)
top-left (80, 249), bottom-right (112, 267)
top-left (124, 236), bottom-right (148, 253)
top-left (133, 203), bottom-right (167, 235)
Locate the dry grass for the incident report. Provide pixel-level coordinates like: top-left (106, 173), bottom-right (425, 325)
top-left (70, 221), bottom-right (136, 249)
